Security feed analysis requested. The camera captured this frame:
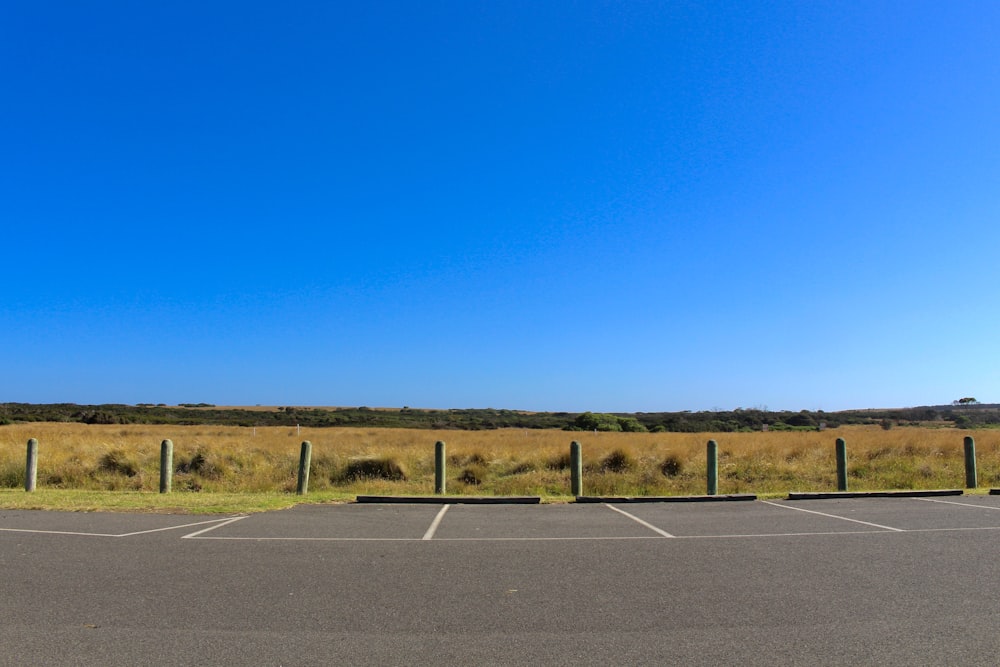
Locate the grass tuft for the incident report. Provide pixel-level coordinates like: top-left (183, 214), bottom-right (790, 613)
top-left (660, 455), bottom-right (683, 477)
top-left (97, 450), bottom-right (138, 477)
top-left (458, 464), bottom-right (487, 485)
top-left (342, 457), bottom-right (407, 482)
top-left (600, 448), bottom-right (635, 473)
top-left (547, 453), bottom-right (571, 470)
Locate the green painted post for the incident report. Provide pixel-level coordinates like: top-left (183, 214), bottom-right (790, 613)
top-left (159, 439), bottom-right (173, 493)
top-left (706, 440), bottom-right (718, 495)
top-left (435, 441), bottom-right (446, 494)
top-left (836, 438), bottom-right (848, 492)
top-left (964, 436), bottom-right (977, 489)
top-left (570, 441), bottom-right (582, 497)
top-left (296, 440), bottom-right (312, 495)
top-left (25, 438), bottom-right (38, 492)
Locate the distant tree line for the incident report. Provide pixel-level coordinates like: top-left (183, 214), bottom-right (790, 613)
top-left (2, 402), bottom-right (998, 431)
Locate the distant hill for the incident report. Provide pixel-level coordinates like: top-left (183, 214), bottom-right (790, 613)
top-left (2, 402), bottom-right (997, 432)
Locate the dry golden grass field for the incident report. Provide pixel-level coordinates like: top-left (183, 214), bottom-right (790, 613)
top-left (3, 423), bottom-right (999, 509)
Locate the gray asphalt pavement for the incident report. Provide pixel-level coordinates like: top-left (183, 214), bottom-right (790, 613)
top-left (3, 497), bottom-right (1000, 666)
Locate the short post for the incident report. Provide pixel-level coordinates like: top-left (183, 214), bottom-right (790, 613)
top-left (964, 436), bottom-right (978, 489)
top-left (836, 438), bottom-right (848, 492)
top-left (435, 441), bottom-right (446, 494)
top-left (706, 439), bottom-right (718, 495)
top-left (570, 441), bottom-right (582, 497)
top-left (296, 440), bottom-right (312, 495)
top-left (25, 438), bottom-right (38, 492)
top-left (159, 439), bottom-right (174, 493)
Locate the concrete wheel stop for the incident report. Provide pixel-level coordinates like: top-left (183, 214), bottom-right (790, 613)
top-left (787, 489), bottom-right (963, 500)
top-left (575, 494), bottom-right (757, 503)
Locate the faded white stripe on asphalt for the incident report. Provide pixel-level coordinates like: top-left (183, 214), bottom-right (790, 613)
top-left (120, 516), bottom-right (248, 537)
top-left (180, 515), bottom-right (249, 539)
top-left (915, 497), bottom-right (1000, 511)
top-left (422, 504), bottom-right (450, 540)
top-left (0, 516), bottom-right (247, 539)
top-left (604, 504), bottom-right (675, 537)
top-left (761, 500), bottom-right (904, 531)
top-left (0, 528), bottom-right (120, 537)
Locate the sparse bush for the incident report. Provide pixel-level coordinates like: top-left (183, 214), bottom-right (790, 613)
top-left (601, 448), bottom-right (635, 473)
top-left (341, 457), bottom-right (407, 482)
top-left (507, 460), bottom-right (537, 475)
top-left (617, 417), bottom-right (648, 433)
top-left (173, 474), bottom-right (203, 491)
top-left (660, 455), bottom-right (683, 477)
top-left (458, 464), bottom-right (487, 485)
top-left (547, 452), bottom-right (571, 470)
top-left (97, 450), bottom-right (138, 477)
top-left (569, 412), bottom-right (622, 432)
top-left (175, 449), bottom-right (225, 480)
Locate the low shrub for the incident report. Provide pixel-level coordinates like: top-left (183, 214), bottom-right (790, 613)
top-left (507, 460), bottom-right (537, 475)
top-left (660, 455), bottom-right (683, 477)
top-left (601, 448), bottom-right (635, 473)
top-left (97, 450), bottom-right (138, 477)
top-left (458, 464), bottom-right (487, 485)
top-left (175, 449), bottom-right (224, 480)
top-left (342, 457), bottom-right (407, 482)
top-left (547, 453), bottom-right (571, 470)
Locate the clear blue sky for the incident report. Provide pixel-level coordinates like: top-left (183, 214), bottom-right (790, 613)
top-left (3, 1), bottom-right (998, 412)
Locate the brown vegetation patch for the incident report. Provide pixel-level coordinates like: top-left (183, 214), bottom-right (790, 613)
top-left (342, 457), bottom-right (407, 482)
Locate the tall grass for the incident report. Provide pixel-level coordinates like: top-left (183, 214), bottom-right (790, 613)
top-left (1, 423), bottom-right (998, 497)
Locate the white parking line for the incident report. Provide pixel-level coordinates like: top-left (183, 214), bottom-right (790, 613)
top-left (761, 500), bottom-right (904, 532)
top-left (422, 504), bottom-right (450, 540)
top-left (120, 516), bottom-right (247, 537)
top-left (181, 515), bottom-right (249, 539)
top-left (0, 527), bottom-right (119, 538)
top-left (0, 516), bottom-right (246, 539)
top-left (605, 504), bottom-right (675, 538)
top-left (915, 497), bottom-right (1000, 511)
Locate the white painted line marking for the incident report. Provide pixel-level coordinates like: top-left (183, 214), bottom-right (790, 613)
top-left (0, 528), bottom-right (119, 538)
top-left (181, 515), bottom-right (249, 539)
top-left (916, 497), bottom-right (1000, 511)
top-left (1, 516), bottom-right (249, 539)
top-left (761, 500), bottom-right (904, 532)
top-left (118, 516), bottom-right (247, 537)
top-left (422, 505), bottom-right (450, 541)
top-left (605, 504), bottom-right (675, 537)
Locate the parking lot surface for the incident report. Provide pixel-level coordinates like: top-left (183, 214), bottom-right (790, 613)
top-left (3, 497), bottom-right (1000, 665)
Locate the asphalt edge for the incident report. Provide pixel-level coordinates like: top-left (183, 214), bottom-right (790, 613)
top-left (356, 495), bottom-right (542, 504)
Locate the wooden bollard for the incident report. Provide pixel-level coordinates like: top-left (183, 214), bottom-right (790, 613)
top-left (435, 441), bottom-right (446, 494)
top-left (964, 436), bottom-right (977, 489)
top-left (296, 441), bottom-right (312, 495)
top-left (570, 441), bottom-right (582, 497)
top-left (159, 439), bottom-right (173, 493)
top-left (706, 440), bottom-right (718, 495)
top-left (25, 438), bottom-right (38, 492)
top-left (836, 438), bottom-right (848, 492)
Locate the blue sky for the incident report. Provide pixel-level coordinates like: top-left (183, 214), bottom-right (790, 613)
top-left (3, 1), bottom-right (998, 412)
